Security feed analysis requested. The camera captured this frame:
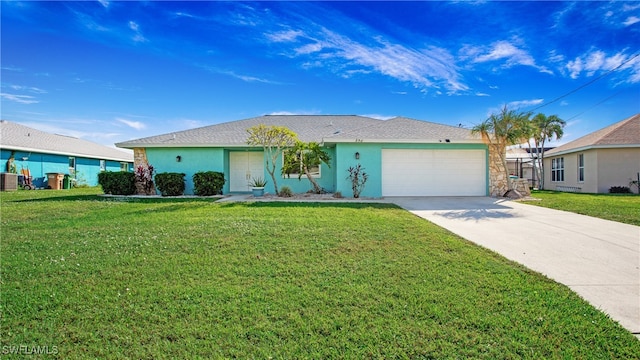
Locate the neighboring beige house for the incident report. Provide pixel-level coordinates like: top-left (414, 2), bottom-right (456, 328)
top-left (543, 113), bottom-right (640, 193)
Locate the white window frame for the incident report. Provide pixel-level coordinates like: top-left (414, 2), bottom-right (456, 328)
top-left (577, 154), bottom-right (584, 183)
top-left (68, 157), bottom-right (76, 175)
top-left (120, 162), bottom-right (129, 172)
top-left (100, 159), bottom-right (106, 172)
top-left (281, 153), bottom-right (321, 178)
top-left (551, 157), bottom-right (564, 182)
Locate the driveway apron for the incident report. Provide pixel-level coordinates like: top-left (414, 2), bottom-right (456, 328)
top-left (389, 196), bottom-right (640, 335)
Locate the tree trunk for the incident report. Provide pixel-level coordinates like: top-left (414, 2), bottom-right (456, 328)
top-left (266, 159), bottom-right (279, 195)
top-left (303, 165), bottom-right (322, 193)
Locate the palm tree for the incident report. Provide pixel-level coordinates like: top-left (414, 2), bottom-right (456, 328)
top-left (472, 106), bottom-right (531, 196)
top-left (282, 141), bottom-right (331, 194)
top-left (529, 113), bottom-right (566, 190)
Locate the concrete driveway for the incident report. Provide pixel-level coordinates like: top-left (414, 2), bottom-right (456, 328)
top-left (389, 197), bottom-right (640, 336)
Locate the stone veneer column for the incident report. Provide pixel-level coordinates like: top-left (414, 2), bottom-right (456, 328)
top-left (488, 143), bottom-right (509, 197)
top-left (133, 148), bottom-right (149, 169)
top-left (133, 148), bottom-right (156, 195)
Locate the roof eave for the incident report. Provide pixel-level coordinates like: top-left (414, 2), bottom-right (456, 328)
top-left (116, 143), bottom-right (261, 149)
top-left (546, 143), bottom-right (640, 157)
top-left (1, 144), bottom-right (133, 162)
top-left (323, 138), bottom-right (484, 144)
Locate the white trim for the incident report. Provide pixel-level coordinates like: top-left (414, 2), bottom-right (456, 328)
top-left (547, 144), bottom-right (640, 157)
top-left (2, 145), bottom-right (133, 162)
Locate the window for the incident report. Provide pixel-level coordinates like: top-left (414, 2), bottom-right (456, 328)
top-left (551, 157), bottom-right (564, 182)
top-left (578, 154), bottom-right (584, 182)
top-left (100, 160), bottom-right (106, 171)
top-left (282, 153), bottom-right (321, 178)
top-left (120, 162), bottom-right (129, 172)
top-left (68, 157), bottom-right (76, 175)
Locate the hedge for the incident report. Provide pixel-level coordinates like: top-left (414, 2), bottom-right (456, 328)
top-left (97, 171), bottom-right (136, 195)
top-left (155, 172), bottom-right (185, 196)
top-left (193, 171), bottom-right (226, 196)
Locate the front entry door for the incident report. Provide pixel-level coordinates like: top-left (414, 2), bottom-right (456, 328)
top-left (229, 152), bottom-right (264, 192)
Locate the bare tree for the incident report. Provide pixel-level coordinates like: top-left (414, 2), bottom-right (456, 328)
top-left (246, 124), bottom-right (298, 195)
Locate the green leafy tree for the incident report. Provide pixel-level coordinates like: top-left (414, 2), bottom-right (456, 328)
top-left (246, 124), bottom-right (298, 195)
top-left (282, 141), bottom-right (331, 194)
top-left (472, 106), bottom-right (531, 195)
top-left (527, 113), bottom-right (566, 190)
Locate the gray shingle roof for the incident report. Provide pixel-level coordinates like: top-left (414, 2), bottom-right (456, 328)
top-left (116, 115), bottom-right (480, 148)
top-left (546, 113), bottom-right (640, 156)
top-left (1, 120), bottom-right (134, 162)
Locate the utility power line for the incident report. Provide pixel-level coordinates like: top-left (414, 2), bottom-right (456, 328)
top-left (530, 51), bottom-right (640, 113)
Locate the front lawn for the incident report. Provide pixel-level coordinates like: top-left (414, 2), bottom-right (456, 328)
top-left (525, 190), bottom-right (640, 226)
top-left (2, 188), bottom-right (639, 358)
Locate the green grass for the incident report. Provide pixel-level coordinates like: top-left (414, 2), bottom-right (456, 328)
top-left (525, 190), bottom-right (640, 226)
top-left (2, 188), bottom-right (639, 358)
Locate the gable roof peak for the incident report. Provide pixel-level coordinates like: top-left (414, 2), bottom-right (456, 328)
top-left (546, 113), bottom-right (639, 155)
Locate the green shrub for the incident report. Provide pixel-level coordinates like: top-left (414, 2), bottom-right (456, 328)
top-left (97, 171), bottom-right (136, 195)
top-left (279, 186), bottom-right (293, 197)
top-left (609, 186), bottom-right (631, 194)
top-left (155, 172), bottom-right (185, 196)
top-left (193, 171), bottom-right (225, 196)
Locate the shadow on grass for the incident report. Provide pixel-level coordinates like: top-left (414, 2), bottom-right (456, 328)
top-left (10, 194), bottom-right (222, 204)
top-left (218, 201), bottom-right (399, 210)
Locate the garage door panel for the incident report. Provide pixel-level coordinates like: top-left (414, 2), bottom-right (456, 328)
top-left (382, 149), bottom-right (486, 196)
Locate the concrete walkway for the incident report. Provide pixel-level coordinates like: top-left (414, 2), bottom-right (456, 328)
top-left (389, 196), bottom-right (640, 336)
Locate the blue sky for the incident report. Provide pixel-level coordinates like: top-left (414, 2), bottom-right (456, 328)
top-left (2, 1), bottom-right (639, 148)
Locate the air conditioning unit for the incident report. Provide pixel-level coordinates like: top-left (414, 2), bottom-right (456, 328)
top-left (0, 173), bottom-right (18, 191)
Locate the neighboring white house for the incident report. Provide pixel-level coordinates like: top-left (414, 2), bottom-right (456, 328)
top-left (543, 113), bottom-right (640, 194)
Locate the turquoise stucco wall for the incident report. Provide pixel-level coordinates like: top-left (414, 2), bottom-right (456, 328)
top-left (145, 147), bottom-right (336, 195)
top-left (145, 147), bottom-right (226, 195)
top-left (142, 143), bottom-right (488, 197)
top-left (334, 142), bottom-right (489, 198)
top-left (1, 149), bottom-right (132, 188)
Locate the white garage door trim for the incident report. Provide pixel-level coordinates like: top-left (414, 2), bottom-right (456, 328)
top-left (382, 149), bottom-right (486, 196)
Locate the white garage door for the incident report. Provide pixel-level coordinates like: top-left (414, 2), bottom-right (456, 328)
top-left (382, 149), bottom-right (486, 196)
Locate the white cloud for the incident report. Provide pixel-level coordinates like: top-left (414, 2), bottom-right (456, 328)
top-left (222, 70), bottom-right (277, 84)
top-left (473, 41), bottom-right (531, 64)
top-left (566, 58), bottom-right (583, 79)
top-left (266, 30), bottom-right (303, 42)
top-left (461, 39), bottom-right (551, 75)
top-left (584, 50), bottom-right (605, 74)
top-left (623, 16), bottom-right (640, 26)
top-left (267, 26), bottom-right (467, 94)
top-left (359, 114), bottom-right (395, 120)
top-left (1, 93), bottom-right (38, 104)
top-left (564, 50), bottom-right (639, 83)
top-left (507, 99), bottom-right (544, 109)
top-left (197, 65), bottom-right (279, 84)
top-left (98, 0), bottom-right (109, 8)
top-left (622, 3), bottom-right (640, 12)
top-left (117, 118), bottom-right (146, 130)
top-left (128, 21), bottom-right (147, 43)
top-left (475, 92), bottom-right (490, 97)
top-left (180, 119), bottom-right (205, 129)
top-left (8, 85), bottom-right (47, 94)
